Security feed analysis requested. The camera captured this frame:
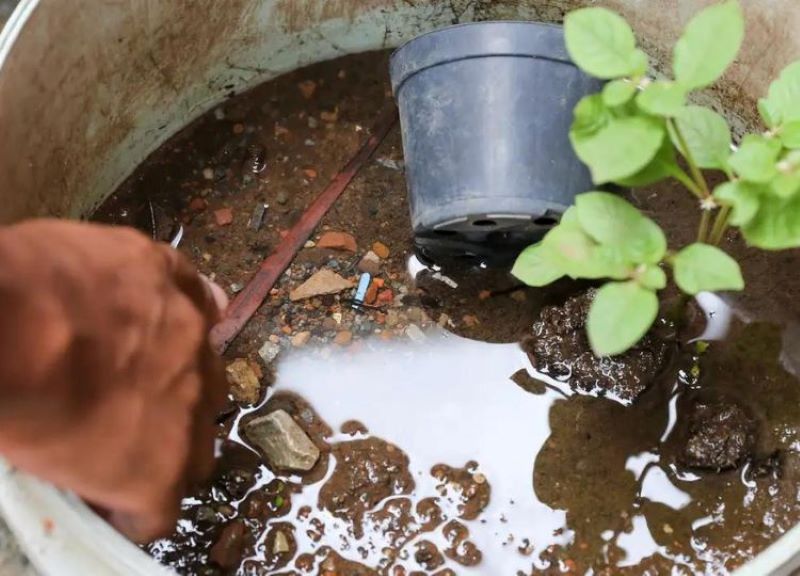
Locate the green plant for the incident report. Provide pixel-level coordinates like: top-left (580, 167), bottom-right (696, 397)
top-left (513, 0), bottom-right (800, 357)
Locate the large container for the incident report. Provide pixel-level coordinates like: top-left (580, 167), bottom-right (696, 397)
top-left (1, 0), bottom-right (800, 575)
top-left (390, 22), bottom-right (602, 266)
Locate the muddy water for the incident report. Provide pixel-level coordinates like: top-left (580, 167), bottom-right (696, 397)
top-left (96, 50), bottom-right (800, 574)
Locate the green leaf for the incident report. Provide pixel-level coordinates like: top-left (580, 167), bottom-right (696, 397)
top-left (769, 172), bottom-right (800, 199)
top-left (637, 81), bottom-right (686, 116)
top-left (673, 243), bottom-right (744, 295)
top-left (512, 243), bottom-right (564, 287)
top-left (571, 116), bottom-right (665, 184)
top-left (758, 98), bottom-right (779, 129)
top-left (564, 8), bottom-right (648, 79)
top-left (742, 194), bottom-right (800, 249)
top-left (713, 181), bottom-right (760, 226)
top-left (542, 222), bottom-right (631, 280)
top-left (673, 0), bottom-right (744, 90)
top-left (603, 79), bottom-right (638, 107)
top-left (616, 138), bottom-right (678, 187)
top-left (575, 191), bottom-right (667, 263)
top-left (571, 94), bottom-right (613, 139)
top-left (728, 134), bottom-right (781, 183)
top-left (587, 281), bottom-right (659, 356)
top-left (637, 264), bottom-right (668, 290)
top-left (668, 106), bottom-right (732, 169)
top-left (762, 61), bottom-right (800, 126)
top-left (780, 121), bottom-right (800, 149)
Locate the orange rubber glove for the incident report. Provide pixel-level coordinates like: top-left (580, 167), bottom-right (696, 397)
top-left (0, 220), bottom-right (227, 543)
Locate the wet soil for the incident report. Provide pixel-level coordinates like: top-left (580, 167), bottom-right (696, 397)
top-left (95, 51), bottom-right (800, 575)
top-left (522, 289), bottom-right (672, 405)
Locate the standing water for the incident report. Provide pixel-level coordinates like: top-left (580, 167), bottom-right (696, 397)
top-left (94, 51), bottom-right (800, 575)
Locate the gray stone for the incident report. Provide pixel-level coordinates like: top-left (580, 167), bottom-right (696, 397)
top-left (243, 410), bottom-right (320, 472)
top-left (258, 341), bottom-right (281, 364)
top-left (357, 251), bottom-right (382, 276)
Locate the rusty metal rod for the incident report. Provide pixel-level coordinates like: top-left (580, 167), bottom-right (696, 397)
top-left (210, 103), bottom-right (399, 353)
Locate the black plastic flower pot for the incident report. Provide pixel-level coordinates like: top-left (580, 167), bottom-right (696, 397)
top-left (390, 21), bottom-right (603, 267)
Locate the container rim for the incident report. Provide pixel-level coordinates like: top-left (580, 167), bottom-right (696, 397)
top-left (389, 19), bottom-right (564, 61)
top-left (389, 20), bottom-right (571, 94)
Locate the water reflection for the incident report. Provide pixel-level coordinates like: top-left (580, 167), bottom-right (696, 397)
top-left (272, 333), bottom-right (570, 573)
top-left (149, 312), bottom-right (800, 574)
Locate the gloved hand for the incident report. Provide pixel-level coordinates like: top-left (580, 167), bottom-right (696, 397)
top-left (0, 220), bottom-right (228, 543)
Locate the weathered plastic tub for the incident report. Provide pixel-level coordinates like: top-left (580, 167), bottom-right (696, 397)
top-left (390, 22), bottom-right (601, 256)
top-left (1, 0), bottom-right (799, 574)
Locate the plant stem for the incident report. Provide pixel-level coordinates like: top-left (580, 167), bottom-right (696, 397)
top-left (710, 205), bottom-right (732, 245)
top-left (669, 119), bottom-right (712, 198)
top-left (669, 165), bottom-right (705, 200)
top-left (698, 209), bottom-right (711, 243)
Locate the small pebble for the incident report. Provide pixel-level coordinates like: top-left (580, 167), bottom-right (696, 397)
top-left (230, 283), bottom-right (245, 294)
top-left (320, 108), bottom-right (338, 123)
top-left (372, 242), bottom-right (390, 259)
top-left (298, 80), bottom-right (317, 99)
top-left (213, 108), bottom-right (225, 120)
top-left (334, 330), bottom-right (353, 346)
top-left (291, 331), bottom-right (312, 348)
top-left (406, 324), bottom-right (426, 343)
top-left (214, 208), bottom-right (234, 226)
top-left (308, 116), bottom-right (319, 128)
top-left (304, 240), bottom-right (316, 248)
top-left (202, 167), bottom-right (215, 180)
top-left (277, 190), bottom-right (289, 205)
top-left (259, 341), bottom-right (281, 364)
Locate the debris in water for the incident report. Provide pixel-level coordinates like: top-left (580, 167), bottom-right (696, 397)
top-left (298, 80), bottom-right (317, 100)
top-left (351, 273), bottom-right (372, 310)
top-left (290, 269), bottom-right (354, 301)
top-left (291, 331), bottom-right (312, 348)
top-left (214, 207), bottom-right (234, 227)
top-left (376, 157), bottom-right (403, 171)
top-left (245, 144), bottom-right (267, 174)
top-left (258, 340), bottom-right (281, 364)
top-left (272, 530), bottom-right (292, 554)
top-left (225, 359), bottom-right (262, 405)
top-left (209, 520), bottom-right (252, 569)
top-left (318, 231), bottom-right (357, 252)
top-left (357, 251), bottom-right (382, 275)
top-left (406, 324), bottom-right (426, 342)
top-left (248, 202), bottom-right (268, 231)
top-left (372, 241), bottom-right (390, 259)
top-left (510, 368), bottom-right (547, 396)
top-left (169, 225), bottom-right (184, 249)
top-left (334, 330), bottom-right (353, 346)
top-left (243, 409), bottom-right (320, 472)
top-left (320, 108), bottom-right (339, 123)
